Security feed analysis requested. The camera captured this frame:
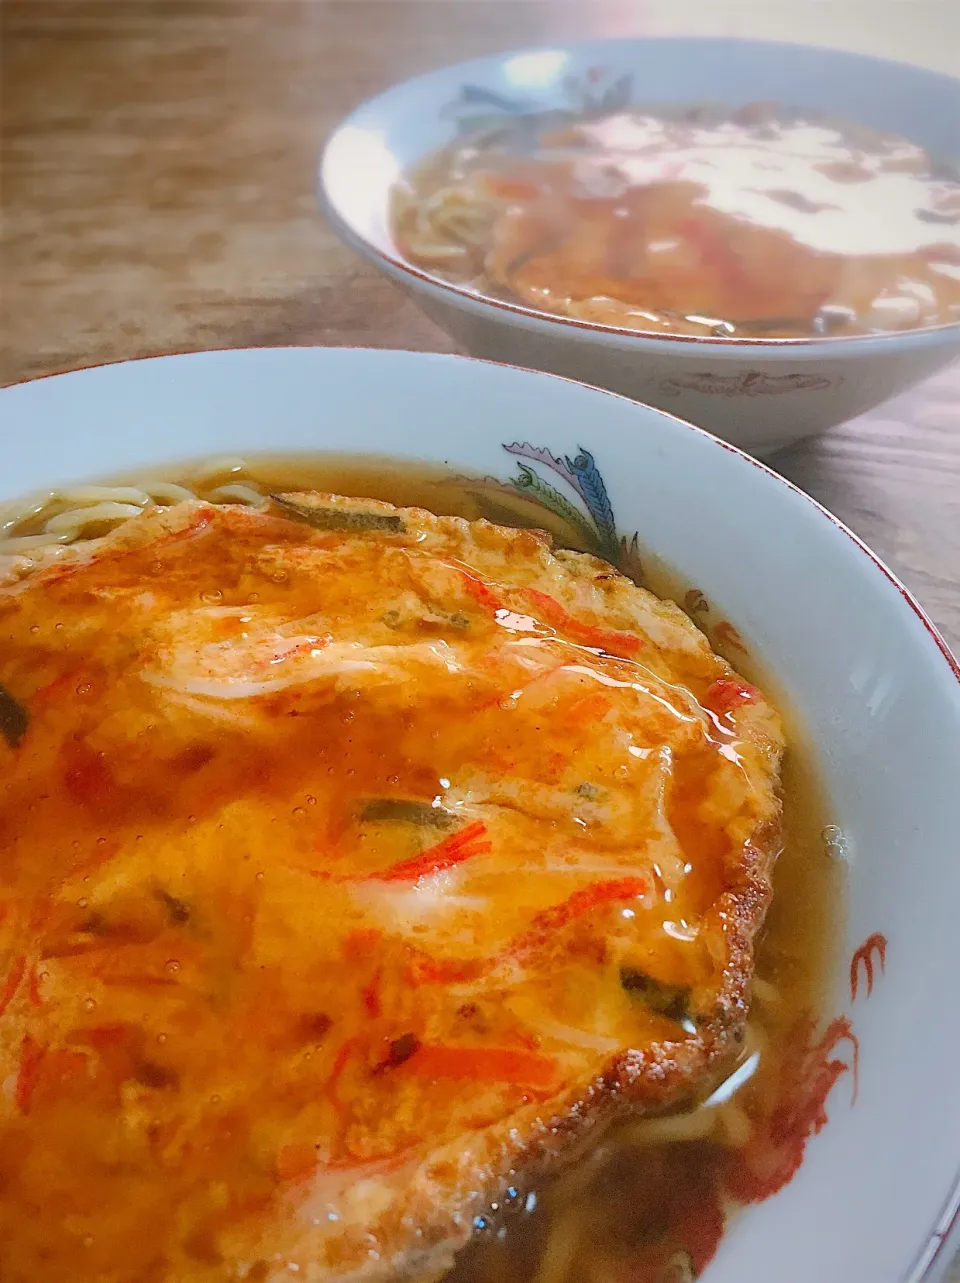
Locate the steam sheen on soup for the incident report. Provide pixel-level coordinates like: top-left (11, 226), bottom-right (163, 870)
top-left (390, 102), bottom-right (960, 339)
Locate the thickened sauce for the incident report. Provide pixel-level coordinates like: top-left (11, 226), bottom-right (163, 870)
top-left (391, 103), bottom-right (960, 338)
top-left (0, 458), bottom-right (843, 1283)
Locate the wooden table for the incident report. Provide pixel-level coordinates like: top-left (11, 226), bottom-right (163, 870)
top-left (1, 4), bottom-right (959, 1274)
top-left (2, 0), bottom-right (958, 666)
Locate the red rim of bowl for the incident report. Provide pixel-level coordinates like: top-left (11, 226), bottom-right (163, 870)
top-left (3, 345), bottom-right (960, 1278)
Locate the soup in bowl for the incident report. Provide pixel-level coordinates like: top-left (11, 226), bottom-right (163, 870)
top-left (321, 38), bottom-right (960, 454)
top-left (391, 103), bottom-right (960, 340)
top-left (1, 347), bottom-right (959, 1283)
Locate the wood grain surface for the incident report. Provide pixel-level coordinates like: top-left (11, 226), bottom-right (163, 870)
top-left (2, 0), bottom-right (957, 668)
top-left (1, 5), bottom-right (959, 1274)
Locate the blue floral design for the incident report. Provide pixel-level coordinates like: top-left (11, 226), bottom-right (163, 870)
top-left (461, 443), bottom-right (643, 583)
top-left (444, 67), bottom-right (634, 143)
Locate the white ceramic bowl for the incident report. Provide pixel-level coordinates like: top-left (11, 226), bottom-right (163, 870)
top-left (3, 347), bottom-right (960, 1281)
top-left (320, 37), bottom-right (960, 456)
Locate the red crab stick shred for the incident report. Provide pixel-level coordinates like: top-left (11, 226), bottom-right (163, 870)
top-left (512, 877), bottom-right (647, 959)
top-left (522, 588), bottom-right (642, 658)
top-left (15, 1036), bottom-right (46, 1113)
top-left (311, 822), bottom-right (492, 885)
top-left (407, 877), bottom-right (647, 986)
top-left (458, 567), bottom-right (642, 658)
top-left (702, 677), bottom-right (758, 718)
top-left (0, 954), bottom-right (27, 1015)
top-left (404, 949), bottom-right (487, 986)
top-left (457, 568), bottom-right (504, 612)
top-left (375, 821), bottom-right (492, 883)
top-left (407, 1044), bottom-right (563, 1092)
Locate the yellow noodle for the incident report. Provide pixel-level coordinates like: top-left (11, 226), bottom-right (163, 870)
top-left (191, 455), bottom-right (249, 482)
top-left (751, 976), bottom-right (782, 1006)
top-left (661, 1252), bottom-right (696, 1283)
top-left (143, 481), bottom-right (197, 504)
top-left (0, 491), bottom-right (56, 535)
top-left (393, 175), bottom-right (500, 267)
top-left (44, 502), bottom-right (145, 534)
top-left (531, 1204), bottom-right (583, 1283)
top-left (0, 457), bottom-right (262, 570)
top-left (0, 532), bottom-right (73, 553)
top-left (56, 485), bottom-right (151, 506)
top-left (205, 483), bottom-right (268, 507)
top-left (716, 1100), bottom-right (754, 1149)
top-left (405, 240), bottom-right (473, 263)
top-left (617, 1106), bottom-right (718, 1146)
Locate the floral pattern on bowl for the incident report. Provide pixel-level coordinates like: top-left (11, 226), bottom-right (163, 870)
top-left (442, 66), bottom-right (634, 144)
top-left (466, 438), bottom-right (892, 1277)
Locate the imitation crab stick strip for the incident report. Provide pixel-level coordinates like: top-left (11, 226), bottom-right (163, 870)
top-left (15, 1038), bottom-right (87, 1114)
top-left (404, 948), bottom-right (486, 986)
top-left (375, 821), bottom-right (492, 883)
top-left (15, 1035), bottom-right (46, 1113)
top-left (512, 877), bottom-right (647, 958)
top-left (253, 636), bottom-right (331, 670)
top-left (563, 691), bottom-right (613, 724)
top-left (0, 954), bottom-right (27, 1015)
top-left (361, 968), bottom-right (383, 1018)
top-left (31, 668), bottom-right (104, 707)
top-left (457, 567), bottom-right (641, 659)
top-left (27, 962), bottom-right (44, 1007)
top-left (457, 568), bottom-right (504, 613)
top-left (311, 822), bottom-right (492, 886)
top-left (318, 1146), bottom-right (421, 1176)
top-left (327, 1037), bottom-right (362, 1096)
top-left (702, 677), bottom-right (758, 718)
top-left (320, 1027), bottom-right (560, 1092)
top-left (522, 588), bottom-right (642, 658)
top-left (406, 877), bottom-right (647, 986)
top-left (407, 1044), bottom-right (563, 1092)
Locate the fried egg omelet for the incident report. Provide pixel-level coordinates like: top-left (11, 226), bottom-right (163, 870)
top-left (0, 493), bottom-right (783, 1282)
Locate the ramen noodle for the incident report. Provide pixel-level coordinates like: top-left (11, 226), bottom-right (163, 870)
top-left (390, 101), bottom-right (960, 338)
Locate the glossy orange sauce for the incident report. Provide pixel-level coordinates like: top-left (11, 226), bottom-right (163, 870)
top-left (392, 104), bottom-right (960, 338)
top-left (0, 459), bottom-right (844, 1283)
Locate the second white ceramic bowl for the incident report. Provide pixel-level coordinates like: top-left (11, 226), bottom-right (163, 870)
top-left (320, 37), bottom-right (960, 455)
top-left (3, 347), bottom-right (960, 1280)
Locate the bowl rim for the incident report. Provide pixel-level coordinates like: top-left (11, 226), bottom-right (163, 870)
top-left (319, 33), bottom-right (960, 353)
top-left (6, 342), bottom-right (959, 691)
top-left (2, 344), bottom-right (960, 1280)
